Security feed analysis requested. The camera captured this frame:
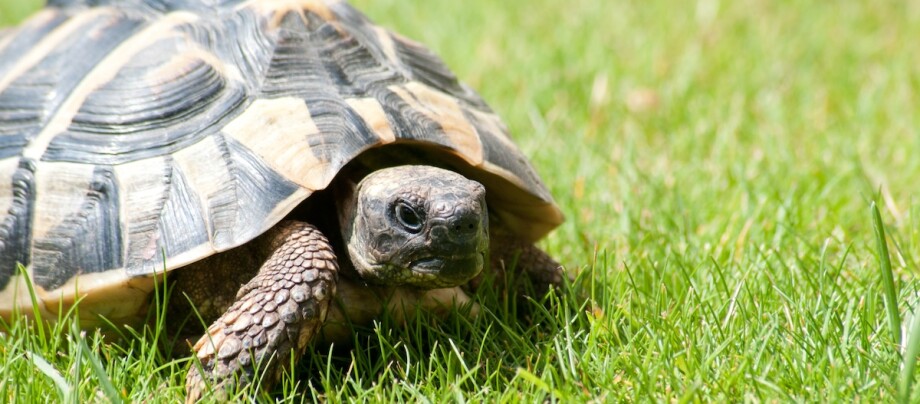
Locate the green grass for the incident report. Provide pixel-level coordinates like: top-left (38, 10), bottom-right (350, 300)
top-left (3, 0), bottom-right (920, 401)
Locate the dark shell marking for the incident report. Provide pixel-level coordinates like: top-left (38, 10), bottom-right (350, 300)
top-left (0, 0), bottom-right (561, 318)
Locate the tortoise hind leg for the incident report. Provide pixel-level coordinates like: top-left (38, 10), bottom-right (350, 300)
top-left (185, 221), bottom-right (338, 402)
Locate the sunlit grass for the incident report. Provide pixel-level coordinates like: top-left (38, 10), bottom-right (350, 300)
top-left (3, 0), bottom-right (920, 401)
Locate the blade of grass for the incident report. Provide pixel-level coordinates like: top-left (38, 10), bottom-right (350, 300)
top-left (17, 264), bottom-right (47, 343)
top-left (871, 201), bottom-right (901, 345)
top-left (899, 306), bottom-right (920, 404)
top-left (72, 322), bottom-right (122, 404)
top-left (27, 351), bottom-right (72, 401)
top-left (515, 367), bottom-right (563, 400)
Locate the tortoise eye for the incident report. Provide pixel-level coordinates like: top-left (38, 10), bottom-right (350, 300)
top-left (394, 201), bottom-right (423, 233)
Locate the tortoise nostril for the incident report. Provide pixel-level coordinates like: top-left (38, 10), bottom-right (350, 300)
top-left (450, 214), bottom-right (480, 237)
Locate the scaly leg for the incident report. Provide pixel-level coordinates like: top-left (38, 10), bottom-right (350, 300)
top-left (477, 235), bottom-right (564, 300)
top-left (185, 221), bottom-right (338, 402)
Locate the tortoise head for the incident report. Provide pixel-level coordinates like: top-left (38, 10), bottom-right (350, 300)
top-left (340, 165), bottom-right (489, 288)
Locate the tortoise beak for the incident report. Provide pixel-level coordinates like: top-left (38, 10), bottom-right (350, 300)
top-left (409, 250), bottom-right (486, 286)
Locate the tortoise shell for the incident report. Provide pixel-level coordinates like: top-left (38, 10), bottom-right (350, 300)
top-left (0, 0), bottom-right (562, 321)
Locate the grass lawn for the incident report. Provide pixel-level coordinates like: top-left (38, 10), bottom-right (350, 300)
top-left (3, 0), bottom-right (920, 402)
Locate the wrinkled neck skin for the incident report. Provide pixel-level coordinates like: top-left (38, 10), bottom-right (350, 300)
top-left (337, 165), bottom-right (489, 289)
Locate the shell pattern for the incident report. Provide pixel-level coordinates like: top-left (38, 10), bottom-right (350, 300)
top-left (0, 0), bottom-right (561, 314)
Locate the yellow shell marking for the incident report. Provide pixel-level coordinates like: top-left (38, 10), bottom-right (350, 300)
top-left (223, 97), bottom-right (330, 190)
top-left (389, 82), bottom-right (485, 166)
top-left (346, 98), bottom-right (396, 143)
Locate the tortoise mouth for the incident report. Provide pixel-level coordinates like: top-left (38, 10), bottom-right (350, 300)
top-left (409, 252), bottom-right (485, 285)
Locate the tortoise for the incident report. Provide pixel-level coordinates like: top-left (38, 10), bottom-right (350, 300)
top-left (0, 0), bottom-right (565, 400)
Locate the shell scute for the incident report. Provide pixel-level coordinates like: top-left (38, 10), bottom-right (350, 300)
top-left (31, 165), bottom-right (122, 290)
top-left (0, 10), bottom-right (146, 161)
top-left (43, 32), bottom-right (249, 165)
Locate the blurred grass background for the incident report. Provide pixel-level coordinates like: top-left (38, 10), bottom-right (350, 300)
top-left (0, 1), bottom-right (39, 25)
top-left (3, 0), bottom-right (920, 401)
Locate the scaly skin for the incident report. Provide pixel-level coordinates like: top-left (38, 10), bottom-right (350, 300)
top-left (473, 234), bottom-right (565, 300)
top-left (185, 221), bottom-right (338, 402)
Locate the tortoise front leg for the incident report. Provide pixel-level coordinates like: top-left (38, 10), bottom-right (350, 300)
top-left (482, 235), bottom-right (565, 300)
top-left (185, 221), bottom-right (338, 402)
